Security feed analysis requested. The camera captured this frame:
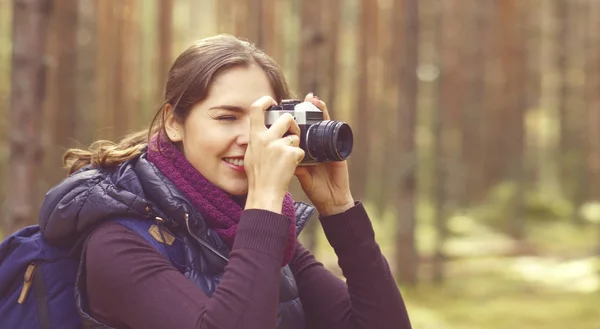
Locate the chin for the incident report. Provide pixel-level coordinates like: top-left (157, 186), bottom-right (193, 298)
top-left (222, 184), bottom-right (248, 196)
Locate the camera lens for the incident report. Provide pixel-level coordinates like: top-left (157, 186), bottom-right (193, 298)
top-left (306, 120), bottom-right (353, 162)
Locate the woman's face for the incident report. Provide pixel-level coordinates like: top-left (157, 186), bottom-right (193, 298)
top-left (165, 65), bottom-right (275, 196)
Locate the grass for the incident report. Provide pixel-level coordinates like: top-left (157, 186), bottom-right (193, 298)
top-left (403, 259), bottom-right (600, 329)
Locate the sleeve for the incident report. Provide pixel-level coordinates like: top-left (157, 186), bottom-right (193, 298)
top-left (84, 210), bottom-right (292, 329)
top-left (289, 202), bottom-right (412, 329)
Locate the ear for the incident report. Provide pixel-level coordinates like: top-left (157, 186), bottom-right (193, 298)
top-left (164, 103), bottom-right (184, 143)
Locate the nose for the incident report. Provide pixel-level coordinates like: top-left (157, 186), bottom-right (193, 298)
top-left (236, 120), bottom-right (250, 146)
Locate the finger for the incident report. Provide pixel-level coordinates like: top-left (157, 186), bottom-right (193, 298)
top-left (284, 134), bottom-right (300, 147)
top-left (273, 134), bottom-right (300, 149)
top-left (293, 148), bottom-right (305, 165)
top-left (303, 92), bottom-right (314, 103)
top-left (312, 96), bottom-right (331, 120)
top-left (294, 165), bottom-right (312, 187)
top-left (294, 165), bottom-right (309, 178)
top-left (267, 112), bottom-right (301, 138)
top-left (249, 96), bottom-right (277, 133)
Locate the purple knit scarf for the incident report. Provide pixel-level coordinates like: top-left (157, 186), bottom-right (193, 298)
top-left (147, 134), bottom-right (297, 266)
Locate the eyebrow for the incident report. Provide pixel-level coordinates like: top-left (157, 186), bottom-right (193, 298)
top-left (208, 105), bottom-right (247, 113)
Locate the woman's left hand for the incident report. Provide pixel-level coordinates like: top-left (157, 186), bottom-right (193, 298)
top-left (294, 93), bottom-right (355, 216)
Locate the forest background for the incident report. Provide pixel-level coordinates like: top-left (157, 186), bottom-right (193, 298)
top-left (1, 0), bottom-right (600, 328)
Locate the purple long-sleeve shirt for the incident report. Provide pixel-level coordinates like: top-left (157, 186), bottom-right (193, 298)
top-left (84, 202), bottom-right (412, 329)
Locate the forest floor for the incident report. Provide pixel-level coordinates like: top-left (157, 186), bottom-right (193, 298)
top-left (402, 256), bottom-right (599, 329)
top-left (310, 203), bottom-right (600, 329)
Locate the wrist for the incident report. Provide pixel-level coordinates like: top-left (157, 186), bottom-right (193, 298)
top-left (317, 199), bottom-right (355, 217)
top-left (245, 190), bottom-right (286, 214)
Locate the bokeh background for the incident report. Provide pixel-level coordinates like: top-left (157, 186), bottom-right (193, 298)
top-left (2, 0), bottom-right (600, 328)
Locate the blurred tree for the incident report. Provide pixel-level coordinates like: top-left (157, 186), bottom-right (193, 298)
top-left (370, 1), bottom-right (393, 217)
top-left (482, 4), bottom-right (506, 194)
top-left (95, 0), bottom-right (116, 139)
top-left (395, 0), bottom-right (419, 286)
top-left (216, 0), bottom-right (233, 34)
top-left (350, 0), bottom-right (377, 202)
top-left (462, 0), bottom-right (489, 205)
top-left (432, 0), bottom-right (455, 284)
top-left (585, 0), bottom-right (600, 201)
top-left (569, 0), bottom-right (590, 223)
top-left (381, 0), bottom-right (401, 216)
top-left (76, 0), bottom-right (97, 145)
top-left (524, 0), bottom-right (541, 199)
top-left (258, 0), bottom-right (279, 60)
top-left (3, 0), bottom-right (52, 233)
top-left (94, 0), bottom-right (140, 140)
top-left (158, 0), bottom-right (173, 95)
top-left (115, 0), bottom-right (141, 132)
top-left (232, 0), bottom-right (260, 43)
top-left (499, 0), bottom-right (527, 240)
top-left (536, 0), bottom-right (561, 201)
top-left (557, 0), bottom-right (571, 194)
top-left (43, 0), bottom-right (78, 188)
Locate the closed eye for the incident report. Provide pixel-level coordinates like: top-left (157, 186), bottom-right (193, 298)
top-left (217, 115), bottom-right (237, 121)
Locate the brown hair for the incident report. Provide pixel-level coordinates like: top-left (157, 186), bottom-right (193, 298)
top-left (63, 34), bottom-right (293, 175)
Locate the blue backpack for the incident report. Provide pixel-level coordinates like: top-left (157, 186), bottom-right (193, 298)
top-left (0, 217), bottom-right (183, 329)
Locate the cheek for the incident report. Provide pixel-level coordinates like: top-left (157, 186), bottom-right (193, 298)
top-left (183, 125), bottom-right (232, 161)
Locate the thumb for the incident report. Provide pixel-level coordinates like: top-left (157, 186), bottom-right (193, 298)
top-left (294, 166), bottom-right (312, 186)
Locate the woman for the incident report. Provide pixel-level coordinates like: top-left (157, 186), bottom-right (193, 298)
top-left (39, 34), bottom-right (412, 329)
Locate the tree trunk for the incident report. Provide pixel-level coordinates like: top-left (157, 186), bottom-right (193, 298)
top-left (158, 0), bottom-right (173, 96)
top-left (557, 0), bottom-right (570, 195)
top-left (3, 0), bottom-right (52, 234)
top-left (43, 0), bottom-right (78, 187)
top-left (536, 0), bottom-right (561, 200)
top-left (76, 0), bottom-right (97, 145)
top-left (114, 0), bottom-right (140, 134)
top-left (462, 0), bottom-right (489, 205)
top-left (394, 0), bottom-right (419, 286)
top-left (382, 0), bottom-right (402, 215)
top-left (484, 5), bottom-right (508, 192)
top-left (433, 0), bottom-right (462, 284)
top-left (524, 0), bottom-right (541, 196)
top-left (349, 0), bottom-right (377, 202)
top-left (499, 0), bottom-right (527, 240)
top-left (215, 0), bottom-right (233, 34)
top-left (570, 0), bottom-right (590, 223)
top-left (94, 0), bottom-right (116, 139)
top-left (259, 0), bottom-right (279, 60)
top-left (586, 0), bottom-right (600, 200)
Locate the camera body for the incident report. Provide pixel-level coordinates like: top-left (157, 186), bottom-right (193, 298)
top-left (264, 100), bottom-right (353, 166)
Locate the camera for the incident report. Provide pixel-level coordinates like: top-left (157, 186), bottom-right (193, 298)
top-left (264, 99), bottom-right (353, 165)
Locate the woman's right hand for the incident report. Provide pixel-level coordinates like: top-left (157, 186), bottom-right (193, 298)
top-left (244, 96), bottom-right (305, 213)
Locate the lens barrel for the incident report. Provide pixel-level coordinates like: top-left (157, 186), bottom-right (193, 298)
top-left (306, 120), bottom-right (353, 162)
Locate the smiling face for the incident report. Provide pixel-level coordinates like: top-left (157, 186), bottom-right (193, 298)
top-left (165, 65), bottom-right (275, 196)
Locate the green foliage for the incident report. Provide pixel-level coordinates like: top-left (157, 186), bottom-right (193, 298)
top-left (471, 181), bottom-right (574, 233)
top-left (527, 220), bottom-right (597, 253)
top-left (525, 192), bottom-right (572, 222)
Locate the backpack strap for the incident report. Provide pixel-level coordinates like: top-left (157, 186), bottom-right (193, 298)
top-left (111, 218), bottom-right (170, 258)
top-left (32, 264), bottom-right (52, 329)
top-left (110, 217), bottom-right (186, 272)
